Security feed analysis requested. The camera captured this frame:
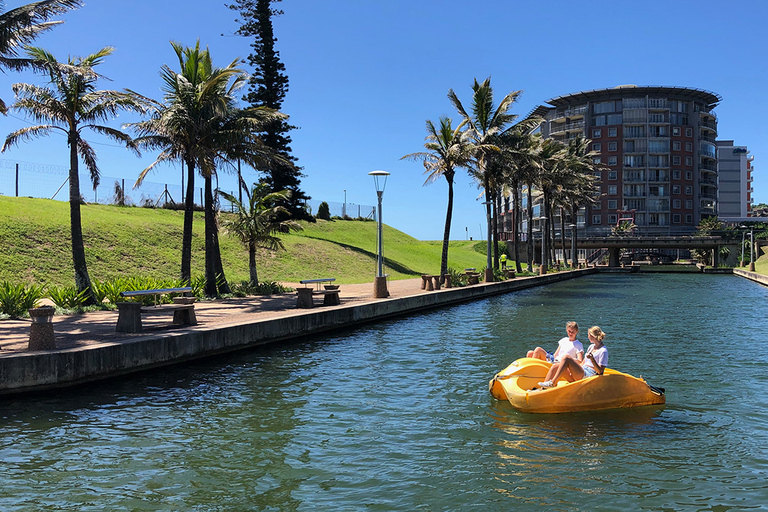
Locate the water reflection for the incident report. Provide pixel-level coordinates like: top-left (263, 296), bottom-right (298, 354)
top-left (1, 274), bottom-right (767, 510)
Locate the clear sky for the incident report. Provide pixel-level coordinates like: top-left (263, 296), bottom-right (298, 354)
top-left (1, 0), bottom-right (767, 240)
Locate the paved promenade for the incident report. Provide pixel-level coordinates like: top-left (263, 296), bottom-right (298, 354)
top-left (0, 278), bottom-right (427, 354)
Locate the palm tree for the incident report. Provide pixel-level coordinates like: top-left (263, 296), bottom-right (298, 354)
top-left (218, 184), bottom-right (302, 287)
top-left (130, 41), bottom-right (287, 296)
top-left (449, 77), bottom-right (522, 280)
top-left (0, 0), bottom-right (81, 113)
top-left (2, 46), bottom-right (149, 304)
top-left (536, 138), bottom-right (568, 273)
top-left (401, 116), bottom-right (472, 281)
top-left (560, 135), bottom-right (600, 267)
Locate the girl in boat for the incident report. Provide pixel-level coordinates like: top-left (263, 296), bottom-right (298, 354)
top-left (527, 321), bottom-right (584, 364)
top-left (538, 326), bottom-right (608, 388)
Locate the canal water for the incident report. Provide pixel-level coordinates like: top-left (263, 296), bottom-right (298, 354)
top-left (1, 274), bottom-right (767, 511)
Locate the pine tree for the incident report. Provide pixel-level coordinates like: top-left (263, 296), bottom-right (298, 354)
top-left (228, 0), bottom-right (312, 221)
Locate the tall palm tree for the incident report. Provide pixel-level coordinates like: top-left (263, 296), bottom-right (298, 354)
top-left (130, 41), bottom-right (287, 296)
top-left (560, 135), bottom-right (600, 267)
top-left (2, 46), bottom-right (148, 304)
top-left (218, 184), bottom-right (302, 287)
top-left (0, 0), bottom-right (81, 112)
top-left (449, 77), bottom-right (522, 280)
top-left (536, 138), bottom-right (568, 273)
top-left (401, 116), bottom-right (472, 281)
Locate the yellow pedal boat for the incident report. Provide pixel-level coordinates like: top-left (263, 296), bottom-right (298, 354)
top-left (489, 357), bottom-right (665, 413)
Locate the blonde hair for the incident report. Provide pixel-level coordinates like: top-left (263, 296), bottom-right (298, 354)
top-left (588, 326), bottom-right (606, 342)
top-left (566, 321), bottom-right (579, 332)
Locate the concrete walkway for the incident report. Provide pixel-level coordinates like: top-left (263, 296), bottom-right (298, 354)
top-left (0, 278), bottom-right (425, 354)
top-left (0, 271), bottom-right (594, 395)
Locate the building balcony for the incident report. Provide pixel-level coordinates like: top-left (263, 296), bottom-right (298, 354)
top-left (551, 105), bottom-right (588, 120)
top-left (699, 134), bottom-right (716, 144)
top-left (700, 161), bottom-right (717, 172)
top-left (699, 191), bottom-right (717, 200)
top-left (699, 119), bottom-right (718, 131)
top-left (549, 120), bottom-right (585, 134)
top-left (700, 205), bottom-right (716, 215)
top-left (699, 177), bottom-right (717, 187)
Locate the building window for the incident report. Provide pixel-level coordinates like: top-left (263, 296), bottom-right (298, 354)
top-left (593, 172), bottom-right (602, 180)
top-left (673, 199), bottom-right (681, 208)
top-left (685, 156), bottom-right (693, 166)
top-left (686, 214), bottom-right (693, 224)
top-left (672, 185), bottom-right (681, 194)
top-left (608, 156), bottom-right (618, 166)
top-left (593, 143), bottom-right (601, 152)
top-left (685, 186), bottom-right (693, 195)
top-left (608, 185), bottom-right (617, 195)
top-left (593, 201), bottom-right (601, 210)
top-left (673, 214), bottom-right (681, 223)
top-left (608, 127), bottom-right (617, 137)
top-left (673, 156), bottom-right (681, 165)
top-left (673, 170), bottom-right (681, 179)
top-left (608, 200), bottom-right (617, 209)
top-left (608, 171), bottom-right (618, 180)
top-left (673, 141), bottom-right (681, 151)
top-left (608, 142), bottom-right (617, 152)
top-left (686, 200), bottom-right (693, 209)
top-left (592, 215), bottom-right (602, 224)
top-left (685, 171), bottom-right (693, 180)
top-left (593, 157), bottom-right (602, 164)
top-left (685, 142), bottom-right (693, 152)
top-left (672, 127), bottom-right (680, 136)
top-left (608, 214), bottom-right (618, 224)
top-left (686, 128), bottom-right (693, 137)
top-left (593, 129), bottom-right (601, 138)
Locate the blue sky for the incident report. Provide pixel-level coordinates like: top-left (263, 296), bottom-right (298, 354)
top-left (1, 0), bottom-right (767, 240)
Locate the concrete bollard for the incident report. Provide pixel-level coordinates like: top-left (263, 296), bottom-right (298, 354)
top-left (28, 306), bottom-right (56, 350)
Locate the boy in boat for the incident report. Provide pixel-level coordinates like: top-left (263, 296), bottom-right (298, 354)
top-left (527, 321), bottom-right (584, 364)
top-left (538, 325), bottom-right (608, 388)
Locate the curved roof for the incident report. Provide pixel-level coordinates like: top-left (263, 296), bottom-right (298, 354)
top-left (545, 85), bottom-right (721, 108)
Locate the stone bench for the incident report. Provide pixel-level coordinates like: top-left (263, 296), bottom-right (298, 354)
top-left (116, 287), bottom-right (196, 333)
top-left (297, 278), bottom-right (340, 308)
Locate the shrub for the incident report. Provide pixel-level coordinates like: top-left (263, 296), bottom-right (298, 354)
top-left (231, 280), bottom-right (292, 296)
top-left (0, 282), bottom-right (45, 317)
top-left (47, 286), bottom-right (89, 309)
top-left (446, 267), bottom-right (468, 287)
top-left (317, 201), bottom-right (331, 220)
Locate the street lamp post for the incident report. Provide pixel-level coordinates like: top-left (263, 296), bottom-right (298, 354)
top-left (539, 216), bottom-right (548, 275)
top-left (343, 189), bottom-right (346, 218)
top-left (369, 170), bottom-right (390, 298)
top-left (482, 201), bottom-right (493, 282)
top-left (750, 228), bottom-right (755, 271)
top-left (739, 225), bottom-right (747, 267)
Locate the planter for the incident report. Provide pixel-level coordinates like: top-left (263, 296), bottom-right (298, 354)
top-left (28, 306), bottom-right (56, 350)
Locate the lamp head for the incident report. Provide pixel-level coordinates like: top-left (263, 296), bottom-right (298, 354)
top-left (369, 170), bottom-right (390, 193)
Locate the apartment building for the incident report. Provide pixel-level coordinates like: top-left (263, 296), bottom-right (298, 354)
top-left (531, 85), bottom-right (722, 236)
top-left (716, 140), bottom-right (754, 221)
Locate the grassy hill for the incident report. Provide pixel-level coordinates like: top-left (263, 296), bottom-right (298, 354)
top-left (0, 196), bottom-right (493, 287)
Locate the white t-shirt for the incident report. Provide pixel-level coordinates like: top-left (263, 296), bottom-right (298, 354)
top-left (583, 344), bottom-right (608, 370)
top-left (555, 337), bottom-right (584, 362)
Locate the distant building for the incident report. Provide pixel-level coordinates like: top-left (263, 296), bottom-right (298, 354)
top-left (716, 140), bottom-right (754, 222)
top-left (513, 85), bottom-right (722, 237)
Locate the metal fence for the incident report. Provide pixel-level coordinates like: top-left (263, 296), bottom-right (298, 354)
top-left (0, 158), bottom-right (375, 217)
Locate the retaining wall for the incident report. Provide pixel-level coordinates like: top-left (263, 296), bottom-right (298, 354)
top-left (0, 269), bottom-right (596, 396)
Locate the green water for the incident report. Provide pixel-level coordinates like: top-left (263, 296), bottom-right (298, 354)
top-left (1, 274), bottom-right (767, 511)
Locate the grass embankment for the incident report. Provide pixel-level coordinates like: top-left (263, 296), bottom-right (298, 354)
top-left (0, 196), bottom-right (494, 288)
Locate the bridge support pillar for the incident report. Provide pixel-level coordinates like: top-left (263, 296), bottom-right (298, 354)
top-left (609, 248), bottom-right (621, 267)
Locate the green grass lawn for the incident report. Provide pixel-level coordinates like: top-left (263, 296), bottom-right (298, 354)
top-left (0, 196), bottom-right (496, 287)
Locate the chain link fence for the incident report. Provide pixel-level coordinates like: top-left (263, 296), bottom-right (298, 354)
top-left (1, 159), bottom-right (375, 217)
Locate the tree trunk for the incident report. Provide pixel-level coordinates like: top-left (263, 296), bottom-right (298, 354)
top-left (570, 206), bottom-right (578, 268)
top-left (492, 190), bottom-right (499, 270)
top-left (181, 158), bottom-right (195, 284)
top-left (204, 175), bottom-right (220, 297)
top-left (68, 135), bottom-right (96, 306)
top-left (559, 206), bottom-right (566, 267)
top-left (249, 241), bottom-right (258, 287)
top-left (440, 173), bottom-right (455, 281)
top-left (526, 183), bottom-right (534, 272)
top-left (541, 191), bottom-right (549, 273)
top-left (513, 180), bottom-right (522, 273)
top-left (212, 195), bottom-right (231, 294)
top-left (484, 180), bottom-right (493, 276)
